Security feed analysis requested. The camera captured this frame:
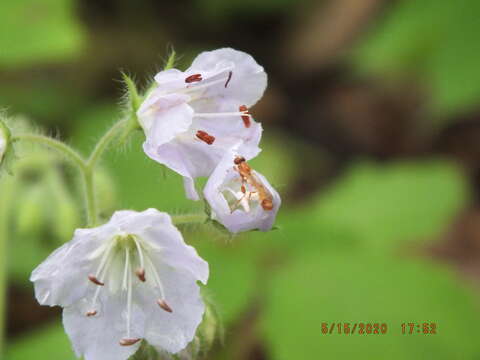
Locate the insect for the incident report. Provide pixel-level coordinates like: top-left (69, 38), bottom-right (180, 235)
top-left (233, 156), bottom-right (274, 211)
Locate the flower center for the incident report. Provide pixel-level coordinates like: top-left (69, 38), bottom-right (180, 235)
top-left (86, 234), bottom-right (172, 346)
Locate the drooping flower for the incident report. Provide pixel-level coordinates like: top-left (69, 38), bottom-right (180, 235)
top-left (137, 48), bottom-right (267, 200)
top-left (30, 209), bottom-right (209, 360)
top-left (203, 151), bottom-right (281, 234)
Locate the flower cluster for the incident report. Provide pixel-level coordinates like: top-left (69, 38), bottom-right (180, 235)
top-left (30, 48), bottom-right (280, 360)
top-left (138, 48), bottom-right (281, 233)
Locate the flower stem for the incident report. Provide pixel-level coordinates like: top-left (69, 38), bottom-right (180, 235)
top-left (83, 168), bottom-right (97, 227)
top-left (87, 120), bottom-right (127, 169)
top-left (0, 177), bottom-right (16, 356)
top-left (172, 213), bottom-right (207, 225)
top-left (12, 134), bottom-right (86, 171)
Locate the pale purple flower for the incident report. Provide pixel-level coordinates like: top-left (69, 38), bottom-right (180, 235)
top-left (30, 209), bottom-right (209, 360)
top-left (137, 48), bottom-right (267, 200)
top-left (204, 151), bottom-right (281, 233)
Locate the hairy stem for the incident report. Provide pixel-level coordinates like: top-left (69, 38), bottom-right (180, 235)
top-left (87, 120), bottom-right (127, 169)
top-left (12, 134), bottom-right (86, 171)
top-left (0, 177), bottom-right (16, 356)
top-left (172, 213), bottom-right (207, 226)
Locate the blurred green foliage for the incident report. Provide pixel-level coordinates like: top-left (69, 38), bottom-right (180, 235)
top-left (0, 0), bottom-right (84, 68)
top-left (355, 0), bottom-right (480, 116)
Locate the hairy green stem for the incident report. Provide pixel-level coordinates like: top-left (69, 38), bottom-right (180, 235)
top-left (172, 213), bottom-right (207, 225)
top-left (87, 120), bottom-right (127, 169)
top-left (12, 134), bottom-right (86, 171)
top-left (0, 177), bottom-right (16, 356)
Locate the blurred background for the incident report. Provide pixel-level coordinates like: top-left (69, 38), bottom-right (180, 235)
top-left (2, 0), bottom-right (480, 359)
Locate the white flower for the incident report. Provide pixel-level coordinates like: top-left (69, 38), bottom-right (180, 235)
top-left (204, 151), bottom-right (281, 234)
top-left (30, 209), bottom-right (209, 360)
top-left (137, 48), bottom-right (267, 200)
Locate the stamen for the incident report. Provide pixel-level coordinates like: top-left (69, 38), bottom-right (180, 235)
top-left (85, 243), bottom-right (116, 317)
top-left (225, 71), bottom-right (233, 88)
top-left (119, 338), bottom-right (141, 347)
top-left (157, 299), bottom-right (173, 313)
top-left (87, 241), bottom-right (116, 286)
top-left (133, 237), bottom-right (146, 282)
top-left (122, 247), bottom-right (130, 290)
top-left (193, 111), bottom-right (251, 118)
top-left (239, 105), bottom-right (251, 128)
top-left (185, 74), bottom-right (202, 83)
top-left (182, 75), bottom-right (233, 94)
top-left (88, 275), bottom-right (104, 286)
top-left (145, 255), bottom-right (172, 313)
top-left (119, 249), bottom-right (141, 346)
top-left (196, 130), bottom-right (215, 145)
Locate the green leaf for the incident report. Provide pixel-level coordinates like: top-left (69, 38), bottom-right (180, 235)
top-left (275, 160), bottom-right (467, 256)
top-left (263, 252), bottom-right (480, 360)
top-left (0, 0), bottom-right (85, 68)
top-left (6, 323), bottom-right (75, 360)
top-left (353, 0), bottom-right (480, 116)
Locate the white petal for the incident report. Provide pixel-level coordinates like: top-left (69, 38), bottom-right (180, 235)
top-left (135, 211), bottom-right (209, 284)
top-left (30, 223), bottom-right (116, 307)
top-left (138, 92), bottom-right (193, 144)
top-left (183, 176), bottom-right (200, 201)
top-left (63, 291), bottom-right (145, 360)
top-left (140, 265), bottom-right (206, 354)
top-left (190, 48), bottom-right (267, 107)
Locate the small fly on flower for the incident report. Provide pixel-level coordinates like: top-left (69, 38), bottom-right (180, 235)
top-left (233, 156), bottom-right (274, 212)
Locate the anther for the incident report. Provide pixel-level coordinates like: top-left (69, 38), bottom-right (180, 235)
top-left (241, 185), bottom-right (246, 194)
top-left (135, 268), bottom-right (146, 282)
top-left (261, 199), bottom-right (274, 211)
top-left (119, 338), bottom-right (142, 346)
top-left (88, 275), bottom-right (104, 286)
top-left (157, 299), bottom-right (173, 313)
top-left (196, 130), bottom-right (215, 145)
top-left (185, 74), bottom-right (202, 83)
top-left (86, 310), bottom-right (97, 317)
top-left (239, 105), bottom-right (251, 128)
top-left (225, 71), bottom-right (233, 88)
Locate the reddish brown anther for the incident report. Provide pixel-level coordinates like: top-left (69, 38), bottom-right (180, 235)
top-left (88, 275), bottom-right (104, 286)
top-left (119, 338), bottom-right (142, 346)
top-left (135, 268), bottom-right (146, 282)
top-left (157, 299), bottom-right (173, 313)
top-left (86, 310), bottom-right (97, 317)
top-left (239, 105), bottom-right (251, 128)
top-left (225, 71), bottom-right (233, 88)
top-left (196, 130), bottom-right (215, 145)
top-left (241, 185), bottom-right (246, 194)
top-left (185, 74), bottom-right (202, 83)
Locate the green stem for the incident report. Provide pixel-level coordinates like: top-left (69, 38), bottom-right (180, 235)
top-left (0, 177), bottom-right (16, 356)
top-left (87, 120), bottom-right (127, 169)
top-left (12, 134), bottom-right (86, 171)
top-left (172, 213), bottom-right (207, 225)
top-left (82, 120), bottom-right (127, 226)
top-left (83, 168), bottom-right (97, 227)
